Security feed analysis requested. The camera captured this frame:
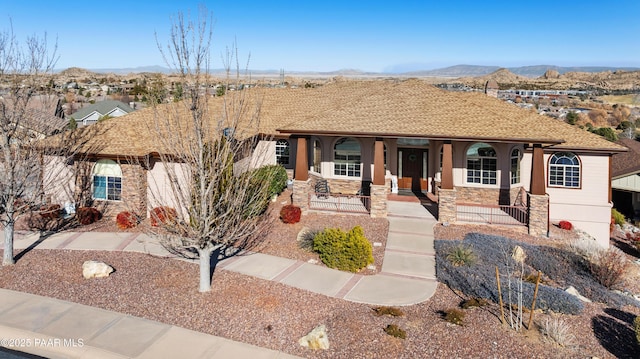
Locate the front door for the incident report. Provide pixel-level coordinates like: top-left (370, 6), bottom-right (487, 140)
top-left (398, 148), bottom-right (427, 192)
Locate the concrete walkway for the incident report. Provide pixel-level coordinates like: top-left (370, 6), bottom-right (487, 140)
top-left (0, 289), bottom-right (301, 359)
top-left (0, 198), bottom-right (438, 358)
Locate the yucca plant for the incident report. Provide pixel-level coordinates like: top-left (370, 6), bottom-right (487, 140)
top-left (446, 244), bottom-right (477, 267)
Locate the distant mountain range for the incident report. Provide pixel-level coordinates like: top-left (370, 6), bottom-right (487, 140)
top-left (402, 65), bottom-right (640, 78)
top-left (59, 64), bottom-right (640, 78)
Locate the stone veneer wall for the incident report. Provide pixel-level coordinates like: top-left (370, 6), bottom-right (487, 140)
top-left (78, 161), bottom-right (148, 217)
top-left (454, 186), bottom-right (524, 206)
top-left (528, 193), bottom-right (549, 238)
top-left (292, 179), bottom-right (311, 212)
top-left (370, 180), bottom-right (390, 218)
top-left (438, 188), bottom-right (457, 223)
top-left (120, 163), bottom-right (147, 216)
top-left (308, 173), bottom-right (368, 195)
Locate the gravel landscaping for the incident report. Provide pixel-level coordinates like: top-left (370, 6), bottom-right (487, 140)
top-left (2, 192), bottom-right (640, 358)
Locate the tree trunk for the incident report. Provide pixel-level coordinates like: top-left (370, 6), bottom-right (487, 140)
top-left (197, 246), bottom-right (214, 292)
top-left (3, 221), bottom-right (15, 266)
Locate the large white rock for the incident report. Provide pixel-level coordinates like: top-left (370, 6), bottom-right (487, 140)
top-left (565, 286), bottom-right (592, 303)
top-left (298, 325), bottom-right (329, 350)
top-left (82, 260), bottom-right (114, 279)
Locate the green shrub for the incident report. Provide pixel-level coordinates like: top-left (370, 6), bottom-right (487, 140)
top-left (373, 306), bottom-right (404, 317)
top-left (312, 225), bottom-right (373, 272)
top-left (612, 208), bottom-right (626, 226)
top-left (446, 244), bottom-right (477, 267)
top-left (383, 324), bottom-right (406, 339)
top-left (253, 165), bottom-right (288, 198)
top-left (634, 316), bottom-right (640, 345)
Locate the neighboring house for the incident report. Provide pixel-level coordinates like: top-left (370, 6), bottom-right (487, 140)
top-left (69, 100), bottom-right (134, 127)
top-left (0, 94), bottom-right (67, 139)
top-left (44, 79), bottom-right (625, 247)
top-left (611, 138), bottom-right (640, 220)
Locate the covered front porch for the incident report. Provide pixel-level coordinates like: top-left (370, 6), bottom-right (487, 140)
top-left (285, 135), bottom-right (550, 237)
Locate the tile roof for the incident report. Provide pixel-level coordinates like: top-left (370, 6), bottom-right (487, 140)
top-left (612, 138), bottom-right (640, 178)
top-left (53, 79), bottom-right (626, 157)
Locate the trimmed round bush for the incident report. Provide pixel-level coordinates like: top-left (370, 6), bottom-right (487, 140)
top-left (558, 220), bottom-right (573, 230)
top-left (150, 206), bottom-right (178, 227)
top-left (280, 205), bottom-right (301, 224)
top-left (76, 207), bottom-right (101, 225)
top-left (116, 211), bottom-right (139, 229)
top-left (312, 225), bottom-right (373, 272)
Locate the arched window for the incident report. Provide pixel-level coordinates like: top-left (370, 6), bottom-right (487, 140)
top-left (334, 137), bottom-right (361, 177)
top-left (313, 139), bottom-right (322, 174)
top-left (466, 143), bottom-right (497, 185)
top-left (549, 152), bottom-right (580, 187)
top-left (275, 139), bottom-right (290, 165)
top-left (510, 148), bottom-right (521, 184)
top-left (93, 159), bottom-right (122, 200)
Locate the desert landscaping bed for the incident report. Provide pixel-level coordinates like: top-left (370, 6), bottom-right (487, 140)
top-left (0, 247), bottom-right (638, 358)
top-left (2, 193), bottom-right (640, 357)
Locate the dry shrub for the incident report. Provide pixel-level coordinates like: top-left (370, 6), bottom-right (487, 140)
top-left (39, 204), bottom-right (61, 220)
top-left (461, 298), bottom-right (489, 309)
top-left (589, 248), bottom-right (630, 289)
top-left (116, 211), bottom-right (139, 229)
top-left (150, 206), bottom-right (177, 227)
top-left (443, 308), bottom-right (465, 326)
top-left (76, 207), bottom-right (101, 225)
top-left (383, 324), bottom-right (406, 339)
top-left (373, 306), bottom-right (404, 317)
top-left (540, 316), bottom-right (576, 347)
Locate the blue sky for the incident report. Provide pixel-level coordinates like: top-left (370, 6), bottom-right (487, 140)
top-left (2, 0), bottom-right (639, 72)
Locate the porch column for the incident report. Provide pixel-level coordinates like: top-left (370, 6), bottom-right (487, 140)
top-left (438, 140), bottom-right (457, 223)
top-left (373, 138), bottom-right (385, 186)
top-left (529, 143), bottom-right (548, 237)
top-left (530, 144), bottom-right (545, 195)
top-left (294, 136), bottom-right (308, 181)
top-left (441, 141), bottom-right (453, 190)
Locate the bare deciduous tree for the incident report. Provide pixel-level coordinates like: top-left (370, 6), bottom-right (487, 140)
top-left (143, 7), bottom-right (275, 292)
top-left (0, 23), bottom-right (64, 265)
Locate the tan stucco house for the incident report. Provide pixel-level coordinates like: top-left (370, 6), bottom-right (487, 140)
top-left (45, 79), bottom-right (625, 247)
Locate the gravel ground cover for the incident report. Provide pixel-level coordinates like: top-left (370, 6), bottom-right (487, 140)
top-left (2, 193), bottom-right (640, 358)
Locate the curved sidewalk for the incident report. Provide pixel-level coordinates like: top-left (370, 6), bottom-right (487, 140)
top-left (6, 199), bottom-right (438, 307)
top-left (0, 199), bottom-right (437, 358)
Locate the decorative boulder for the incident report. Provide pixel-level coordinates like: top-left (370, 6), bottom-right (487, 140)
top-left (298, 325), bottom-right (329, 350)
top-left (565, 286), bottom-right (592, 303)
top-left (82, 260), bottom-right (114, 279)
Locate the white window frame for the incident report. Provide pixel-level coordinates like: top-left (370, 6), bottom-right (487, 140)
top-left (92, 159), bottom-right (123, 201)
top-left (510, 148), bottom-right (521, 185)
top-left (466, 143), bottom-right (497, 185)
top-left (333, 137), bottom-right (361, 177)
top-left (549, 152), bottom-right (580, 188)
top-left (275, 139), bottom-right (290, 165)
